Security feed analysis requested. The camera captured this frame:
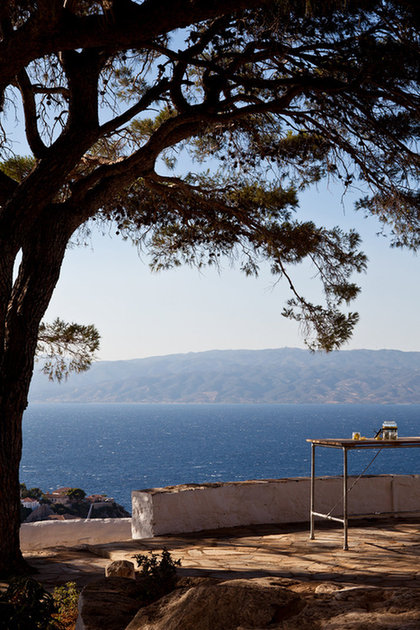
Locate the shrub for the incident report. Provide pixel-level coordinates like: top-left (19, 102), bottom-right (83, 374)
top-left (0, 578), bottom-right (80, 630)
top-left (0, 577), bottom-right (57, 629)
top-left (133, 549), bottom-right (181, 603)
top-left (52, 582), bottom-right (80, 629)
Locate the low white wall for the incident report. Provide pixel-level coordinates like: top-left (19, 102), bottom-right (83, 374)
top-left (20, 475), bottom-right (420, 549)
top-left (131, 475), bottom-right (420, 538)
top-left (20, 518), bottom-right (132, 551)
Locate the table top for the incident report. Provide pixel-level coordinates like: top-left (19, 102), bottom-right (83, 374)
top-left (307, 437), bottom-right (420, 448)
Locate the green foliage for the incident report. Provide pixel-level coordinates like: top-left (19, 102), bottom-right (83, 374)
top-left (52, 582), bottom-right (80, 630)
top-left (0, 577), bottom-right (58, 630)
top-left (0, 156), bottom-right (36, 182)
top-left (283, 302), bottom-right (360, 352)
top-left (20, 484), bottom-right (43, 500)
top-left (66, 488), bottom-right (86, 502)
top-left (133, 549), bottom-right (181, 603)
top-left (103, 172), bottom-right (367, 349)
top-left (36, 318), bottom-right (100, 382)
top-left (130, 109), bottom-right (176, 143)
top-left (0, 579), bottom-right (80, 630)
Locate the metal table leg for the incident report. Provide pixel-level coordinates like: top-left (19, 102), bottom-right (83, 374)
top-left (310, 443), bottom-right (315, 540)
top-left (343, 447), bottom-right (348, 550)
top-left (309, 443), bottom-right (349, 549)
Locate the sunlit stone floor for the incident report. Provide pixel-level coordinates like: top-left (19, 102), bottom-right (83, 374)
top-left (21, 518), bottom-right (420, 591)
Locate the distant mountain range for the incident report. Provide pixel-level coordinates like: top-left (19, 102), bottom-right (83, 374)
top-left (28, 348), bottom-right (420, 404)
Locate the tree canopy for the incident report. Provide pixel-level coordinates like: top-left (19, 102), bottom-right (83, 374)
top-left (37, 318), bottom-right (100, 381)
top-left (0, 0), bottom-right (418, 575)
top-left (1, 0), bottom-right (418, 352)
top-left (66, 488), bottom-right (86, 502)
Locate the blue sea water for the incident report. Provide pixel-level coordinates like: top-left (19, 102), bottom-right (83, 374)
top-left (20, 403), bottom-right (420, 513)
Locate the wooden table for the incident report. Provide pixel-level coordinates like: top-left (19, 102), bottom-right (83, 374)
top-left (306, 437), bottom-right (420, 550)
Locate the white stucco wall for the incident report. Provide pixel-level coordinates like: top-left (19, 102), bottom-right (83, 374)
top-left (131, 475), bottom-right (420, 538)
top-left (19, 475), bottom-right (420, 549)
top-left (20, 518), bottom-right (132, 551)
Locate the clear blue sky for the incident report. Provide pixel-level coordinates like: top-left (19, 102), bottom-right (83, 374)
top-left (43, 181), bottom-right (420, 361)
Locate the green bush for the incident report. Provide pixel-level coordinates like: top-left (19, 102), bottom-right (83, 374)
top-left (133, 549), bottom-right (181, 603)
top-left (52, 582), bottom-right (80, 629)
top-left (0, 578), bottom-right (80, 630)
top-left (66, 488), bottom-right (86, 502)
top-left (0, 577), bottom-right (58, 629)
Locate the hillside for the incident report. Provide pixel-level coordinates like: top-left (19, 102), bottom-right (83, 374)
top-left (28, 348), bottom-right (420, 404)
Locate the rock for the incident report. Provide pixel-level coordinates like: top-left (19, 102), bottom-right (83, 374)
top-left (75, 577), bottom-right (141, 630)
top-left (24, 504), bottom-right (55, 522)
top-left (75, 575), bottom-right (420, 630)
top-left (105, 560), bottom-right (135, 580)
top-left (321, 609), bottom-right (420, 629)
top-left (91, 503), bottom-right (131, 519)
top-left (314, 583), bottom-right (341, 595)
top-left (286, 585), bottom-right (420, 630)
top-left (332, 585), bottom-right (380, 600)
top-left (125, 577), bottom-right (303, 630)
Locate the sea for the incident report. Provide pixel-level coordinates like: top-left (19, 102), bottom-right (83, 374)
top-left (20, 403), bottom-right (420, 514)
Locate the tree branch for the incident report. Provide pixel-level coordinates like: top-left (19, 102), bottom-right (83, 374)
top-left (0, 4), bottom-right (12, 42)
top-left (67, 86), bottom-right (302, 214)
top-left (0, 169), bottom-right (18, 205)
top-left (16, 69), bottom-right (48, 158)
top-left (60, 49), bottom-right (103, 131)
top-left (32, 84), bottom-right (70, 98)
top-left (99, 78), bottom-right (170, 137)
top-left (37, 318), bottom-right (100, 382)
top-left (0, 0), bottom-right (268, 101)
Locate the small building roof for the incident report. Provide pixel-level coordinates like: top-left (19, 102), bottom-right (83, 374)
top-left (53, 487), bottom-right (72, 495)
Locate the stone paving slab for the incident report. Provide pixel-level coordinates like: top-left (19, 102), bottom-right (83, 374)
top-left (20, 519), bottom-right (420, 592)
top-left (22, 547), bottom-right (113, 590)
top-left (84, 519), bottom-right (420, 588)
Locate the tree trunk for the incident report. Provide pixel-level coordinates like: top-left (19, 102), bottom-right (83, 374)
top-left (0, 397), bottom-right (30, 574)
top-left (0, 208), bottom-right (75, 576)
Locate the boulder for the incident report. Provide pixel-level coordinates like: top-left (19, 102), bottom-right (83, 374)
top-left (294, 585), bottom-right (420, 629)
top-left (105, 560), bottom-right (135, 580)
top-left (125, 577), bottom-right (303, 630)
top-left (75, 577), bottom-right (141, 630)
top-left (321, 607), bottom-right (420, 630)
top-left (24, 504), bottom-right (55, 522)
top-left (75, 576), bottom-right (420, 630)
top-left (314, 582), bottom-right (341, 595)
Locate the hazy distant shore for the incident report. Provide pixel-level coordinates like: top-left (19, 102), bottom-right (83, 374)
top-left (29, 348), bottom-right (420, 404)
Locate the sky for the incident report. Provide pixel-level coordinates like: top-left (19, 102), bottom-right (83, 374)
top-left (43, 180), bottom-right (420, 361)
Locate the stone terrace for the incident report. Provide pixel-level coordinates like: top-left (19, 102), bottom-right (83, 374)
top-left (17, 519), bottom-right (420, 629)
top-left (24, 518), bottom-right (420, 589)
